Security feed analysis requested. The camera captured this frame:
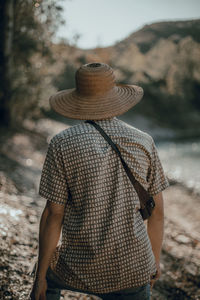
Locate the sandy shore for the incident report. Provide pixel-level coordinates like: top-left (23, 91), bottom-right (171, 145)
top-left (0, 118), bottom-right (200, 300)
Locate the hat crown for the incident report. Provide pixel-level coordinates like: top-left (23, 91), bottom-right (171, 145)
top-left (75, 63), bottom-right (116, 97)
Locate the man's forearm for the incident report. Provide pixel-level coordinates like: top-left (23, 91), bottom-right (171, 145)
top-left (147, 215), bottom-right (164, 262)
top-left (36, 210), bottom-right (63, 279)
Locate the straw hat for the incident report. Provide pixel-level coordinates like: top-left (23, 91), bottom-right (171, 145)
top-left (49, 62), bottom-right (144, 120)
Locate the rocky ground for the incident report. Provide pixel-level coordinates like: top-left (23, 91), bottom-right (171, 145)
top-left (0, 118), bottom-right (200, 300)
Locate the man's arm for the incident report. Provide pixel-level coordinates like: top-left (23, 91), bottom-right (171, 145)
top-left (147, 192), bottom-right (164, 288)
top-left (37, 200), bottom-right (65, 278)
top-left (30, 200), bottom-right (65, 300)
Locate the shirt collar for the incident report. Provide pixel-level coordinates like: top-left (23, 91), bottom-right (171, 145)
top-left (94, 117), bottom-right (118, 124)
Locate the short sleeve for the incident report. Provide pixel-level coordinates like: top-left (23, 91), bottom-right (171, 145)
top-left (147, 140), bottom-right (169, 196)
top-left (39, 139), bottom-right (68, 205)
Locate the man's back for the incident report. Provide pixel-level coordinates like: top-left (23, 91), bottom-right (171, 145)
top-left (39, 117), bottom-right (168, 293)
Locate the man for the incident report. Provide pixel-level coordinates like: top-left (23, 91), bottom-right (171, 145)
top-left (30, 62), bottom-right (169, 300)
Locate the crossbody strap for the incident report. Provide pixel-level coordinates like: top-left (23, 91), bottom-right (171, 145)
top-left (85, 120), bottom-right (148, 208)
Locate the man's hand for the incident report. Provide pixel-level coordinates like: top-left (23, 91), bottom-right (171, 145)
top-left (150, 261), bottom-right (161, 290)
top-left (30, 277), bottom-right (47, 300)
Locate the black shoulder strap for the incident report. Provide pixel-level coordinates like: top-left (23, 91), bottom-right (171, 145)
top-left (85, 120), bottom-right (154, 218)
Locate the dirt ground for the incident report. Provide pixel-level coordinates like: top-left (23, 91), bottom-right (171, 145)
top-left (0, 118), bottom-right (200, 300)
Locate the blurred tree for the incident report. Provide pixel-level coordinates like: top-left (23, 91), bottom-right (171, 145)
top-left (0, 0), bottom-right (14, 126)
top-left (53, 62), bottom-right (76, 90)
top-left (0, 0), bottom-right (64, 127)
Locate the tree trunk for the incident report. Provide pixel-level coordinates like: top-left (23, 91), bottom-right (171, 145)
top-left (0, 0), bottom-right (14, 126)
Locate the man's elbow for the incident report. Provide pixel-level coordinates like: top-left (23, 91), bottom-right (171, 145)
top-left (44, 200), bottom-right (65, 223)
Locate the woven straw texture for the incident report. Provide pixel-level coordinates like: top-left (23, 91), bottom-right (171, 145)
top-left (49, 63), bottom-right (143, 120)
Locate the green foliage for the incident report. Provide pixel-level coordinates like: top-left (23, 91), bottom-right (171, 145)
top-left (77, 55), bottom-right (87, 65)
top-left (53, 62), bottom-right (77, 90)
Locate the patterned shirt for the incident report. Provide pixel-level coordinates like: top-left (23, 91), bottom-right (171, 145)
top-left (39, 117), bottom-right (169, 293)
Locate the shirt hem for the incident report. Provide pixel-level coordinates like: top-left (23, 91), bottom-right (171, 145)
top-left (52, 263), bottom-right (153, 294)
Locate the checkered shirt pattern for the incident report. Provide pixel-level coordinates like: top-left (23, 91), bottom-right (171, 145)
top-left (39, 117), bottom-right (169, 293)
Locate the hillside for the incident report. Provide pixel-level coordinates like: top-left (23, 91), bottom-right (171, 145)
top-left (116, 19), bottom-right (200, 53)
top-left (39, 19), bottom-right (200, 137)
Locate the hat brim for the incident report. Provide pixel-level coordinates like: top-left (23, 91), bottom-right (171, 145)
top-left (49, 84), bottom-right (144, 120)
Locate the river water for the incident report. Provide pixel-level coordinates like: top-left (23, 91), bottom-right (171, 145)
top-left (157, 139), bottom-right (200, 194)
